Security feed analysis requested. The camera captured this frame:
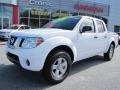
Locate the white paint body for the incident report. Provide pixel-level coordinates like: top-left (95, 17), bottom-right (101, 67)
top-left (6, 16), bottom-right (118, 71)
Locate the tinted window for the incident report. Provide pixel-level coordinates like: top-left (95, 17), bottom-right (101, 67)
top-left (24, 26), bottom-right (30, 29)
top-left (96, 20), bottom-right (105, 33)
top-left (43, 16), bottom-right (81, 30)
top-left (80, 19), bottom-right (95, 33)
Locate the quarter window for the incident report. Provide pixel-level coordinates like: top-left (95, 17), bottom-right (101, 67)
top-left (96, 20), bottom-right (105, 33)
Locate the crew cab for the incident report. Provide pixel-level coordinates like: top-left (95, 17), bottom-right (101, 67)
top-left (0, 24), bottom-right (30, 39)
top-left (6, 16), bottom-right (118, 84)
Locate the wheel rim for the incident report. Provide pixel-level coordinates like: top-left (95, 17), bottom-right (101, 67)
top-left (51, 57), bottom-right (68, 80)
top-left (109, 45), bottom-right (114, 59)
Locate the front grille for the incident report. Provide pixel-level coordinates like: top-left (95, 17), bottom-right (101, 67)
top-left (7, 52), bottom-right (20, 64)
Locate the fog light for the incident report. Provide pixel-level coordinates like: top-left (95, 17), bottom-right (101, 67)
top-left (26, 59), bottom-right (30, 66)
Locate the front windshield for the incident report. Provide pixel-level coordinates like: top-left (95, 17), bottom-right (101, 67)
top-left (8, 25), bottom-right (19, 29)
top-left (43, 16), bottom-right (81, 30)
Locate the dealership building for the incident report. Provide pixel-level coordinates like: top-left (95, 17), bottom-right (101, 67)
top-left (0, 0), bottom-right (120, 32)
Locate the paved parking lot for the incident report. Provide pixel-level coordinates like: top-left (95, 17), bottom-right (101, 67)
top-left (0, 40), bottom-right (120, 90)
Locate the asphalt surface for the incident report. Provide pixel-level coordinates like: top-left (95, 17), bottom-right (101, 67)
top-left (0, 40), bottom-right (120, 90)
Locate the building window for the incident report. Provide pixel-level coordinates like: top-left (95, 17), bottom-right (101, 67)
top-left (3, 6), bottom-right (12, 17)
top-left (20, 18), bottom-right (28, 25)
top-left (19, 7), bottom-right (52, 28)
top-left (30, 9), bottom-right (39, 18)
top-left (51, 10), bottom-right (61, 19)
top-left (40, 19), bottom-right (50, 27)
top-left (0, 18), bottom-right (2, 29)
top-left (114, 25), bottom-right (120, 32)
top-left (70, 12), bottom-right (78, 16)
top-left (19, 7), bottom-right (29, 17)
top-left (0, 4), bottom-right (12, 29)
top-left (0, 5), bottom-right (2, 16)
top-left (30, 18), bottom-right (39, 28)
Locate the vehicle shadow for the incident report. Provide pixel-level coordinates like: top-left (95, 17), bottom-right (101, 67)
top-left (0, 55), bottom-right (107, 90)
top-left (0, 40), bottom-right (7, 45)
top-left (0, 39), bottom-right (7, 41)
top-left (0, 43), bottom-right (6, 45)
top-left (70, 55), bottom-right (106, 75)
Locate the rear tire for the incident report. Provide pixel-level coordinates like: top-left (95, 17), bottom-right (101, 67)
top-left (104, 44), bottom-right (115, 61)
top-left (43, 51), bottom-right (72, 84)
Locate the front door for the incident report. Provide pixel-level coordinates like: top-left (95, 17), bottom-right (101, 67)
top-left (76, 18), bottom-right (98, 60)
top-left (95, 20), bottom-right (108, 52)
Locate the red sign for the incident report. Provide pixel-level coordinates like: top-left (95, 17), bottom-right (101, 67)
top-left (12, 5), bottom-right (18, 24)
top-left (74, 3), bottom-right (103, 13)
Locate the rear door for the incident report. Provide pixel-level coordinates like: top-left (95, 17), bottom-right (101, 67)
top-left (95, 20), bottom-right (108, 52)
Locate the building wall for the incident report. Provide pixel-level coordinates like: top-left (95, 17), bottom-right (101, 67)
top-left (18, 0), bottom-right (109, 28)
top-left (87, 0), bottom-right (120, 31)
top-left (0, 0), bottom-right (17, 5)
top-left (0, 0), bottom-right (18, 29)
top-left (1, 0), bottom-right (120, 32)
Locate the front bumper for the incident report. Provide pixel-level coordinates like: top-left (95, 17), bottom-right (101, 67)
top-left (6, 44), bottom-right (49, 71)
top-left (7, 52), bottom-right (20, 65)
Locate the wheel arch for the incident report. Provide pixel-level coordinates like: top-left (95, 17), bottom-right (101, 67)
top-left (111, 41), bottom-right (115, 47)
top-left (44, 45), bottom-right (74, 67)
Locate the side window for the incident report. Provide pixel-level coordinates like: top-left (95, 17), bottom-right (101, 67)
top-left (80, 19), bottom-right (95, 33)
top-left (96, 20), bottom-right (105, 33)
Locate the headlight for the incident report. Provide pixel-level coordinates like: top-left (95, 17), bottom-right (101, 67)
top-left (21, 37), bottom-right (44, 49)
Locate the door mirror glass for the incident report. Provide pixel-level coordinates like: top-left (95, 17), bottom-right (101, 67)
top-left (82, 26), bottom-right (92, 33)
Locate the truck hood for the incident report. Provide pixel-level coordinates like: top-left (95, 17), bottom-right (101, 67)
top-left (10, 28), bottom-right (70, 39)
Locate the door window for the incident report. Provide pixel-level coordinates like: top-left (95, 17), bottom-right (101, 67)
top-left (80, 19), bottom-right (95, 33)
top-left (96, 20), bottom-right (105, 33)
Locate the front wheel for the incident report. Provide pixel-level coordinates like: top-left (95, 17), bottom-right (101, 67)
top-left (43, 51), bottom-right (72, 84)
top-left (104, 44), bottom-right (115, 61)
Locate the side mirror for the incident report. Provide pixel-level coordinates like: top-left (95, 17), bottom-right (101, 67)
top-left (82, 26), bottom-right (92, 33)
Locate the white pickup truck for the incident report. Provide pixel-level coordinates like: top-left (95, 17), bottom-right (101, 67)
top-left (6, 16), bottom-right (118, 84)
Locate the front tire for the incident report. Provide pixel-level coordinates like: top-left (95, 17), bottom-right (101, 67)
top-left (104, 44), bottom-right (115, 61)
top-left (43, 51), bottom-right (72, 84)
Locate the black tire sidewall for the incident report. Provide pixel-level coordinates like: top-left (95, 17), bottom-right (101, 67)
top-left (104, 44), bottom-right (115, 61)
top-left (108, 44), bottom-right (115, 59)
top-left (43, 51), bottom-right (72, 84)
